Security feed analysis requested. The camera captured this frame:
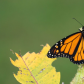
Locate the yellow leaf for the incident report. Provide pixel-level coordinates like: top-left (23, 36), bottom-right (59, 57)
top-left (10, 44), bottom-right (60, 84)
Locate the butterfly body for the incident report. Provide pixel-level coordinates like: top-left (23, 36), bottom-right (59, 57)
top-left (47, 27), bottom-right (84, 64)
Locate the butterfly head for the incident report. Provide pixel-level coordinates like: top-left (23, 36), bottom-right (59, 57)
top-left (79, 26), bottom-right (84, 32)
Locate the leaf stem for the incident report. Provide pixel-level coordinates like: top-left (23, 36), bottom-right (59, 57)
top-left (21, 56), bottom-right (38, 84)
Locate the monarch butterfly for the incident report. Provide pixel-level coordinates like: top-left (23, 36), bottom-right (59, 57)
top-left (47, 18), bottom-right (84, 64)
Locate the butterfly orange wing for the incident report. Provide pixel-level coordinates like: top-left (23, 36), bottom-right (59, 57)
top-left (47, 32), bottom-right (83, 64)
top-left (70, 37), bottom-right (84, 64)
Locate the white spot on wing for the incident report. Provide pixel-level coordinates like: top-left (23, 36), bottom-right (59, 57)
top-left (49, 54), bottom-right (51, 55)
top-left (48, 51), bottom-right (50, 53)
top-left (60, 40), bottom-right (62, 42)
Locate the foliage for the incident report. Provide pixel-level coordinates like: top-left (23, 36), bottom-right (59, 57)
top-left (70, 64), bottom-right (84, 84)
top-left (10, 44), bottom-right (60, 84)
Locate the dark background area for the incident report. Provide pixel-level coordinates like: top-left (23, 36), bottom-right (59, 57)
top-left (0, 0), bottom-right (84, 84)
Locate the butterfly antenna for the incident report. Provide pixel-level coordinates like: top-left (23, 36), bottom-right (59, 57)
top-left (73, 18), bottom-right (83, 26)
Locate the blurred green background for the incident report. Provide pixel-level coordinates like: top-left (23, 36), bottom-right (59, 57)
top-left (0, 0), bottom-right (84, 84)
